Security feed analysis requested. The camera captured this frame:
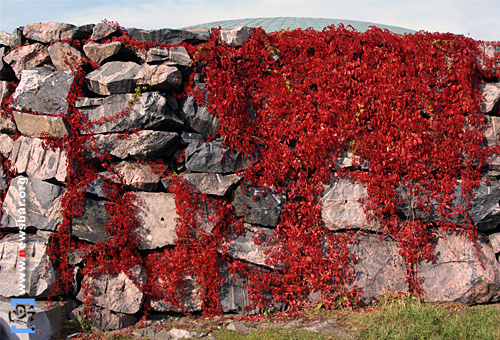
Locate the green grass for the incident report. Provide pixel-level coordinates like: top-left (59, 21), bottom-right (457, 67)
top-left (352, 295), bottom-right (500, 340)
top-left (212, 328), bottom-right (340, 340)
top-left (51, 295), bottom-right (500, 340)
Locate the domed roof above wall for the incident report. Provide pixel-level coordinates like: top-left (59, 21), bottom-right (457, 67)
top-left (184, 17), bottom-right (416, 35)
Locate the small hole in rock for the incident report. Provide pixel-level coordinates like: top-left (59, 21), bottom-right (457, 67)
top-left (161, 217), bottom-right (164, 221)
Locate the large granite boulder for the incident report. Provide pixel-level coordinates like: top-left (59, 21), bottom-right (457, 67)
top-left (349, 234), bottom-right (408, 305)
top-left (83, 130), bottom-right (179, 161)
top-left (9, 135), bottom-right (67, 182)
top-left (185, 140), bottom-right (241, 174)
top-left (220, 26), bottom-right (253, 47)
top-left (232, 185), bottom-right (284, 227)
top-left (484, 115), bottom-right (500, 167)
top-left (125, 27), bottom-right (209, 45)
top-left (321, 179), bottom-right (376, 231)
top-left (419, 232), bottom-right (500, 304)
top-left (478, 42), bottom-right (500, 73)
top-left (0, 233), bottom-right (57, 297)
top-left (76, 92), bottom-right (179, 134)
top-left (113, 161), bottom-right (161, 191)
top-left (8, 27), bottom-right (26, 49)
top-left (47, 42), bottom-right (84, 72)
top-left (13, 111), bottom-right (70, 138)
top-left (83, 41), bottom-right (122, 65)
top-left (70, 305), bottom-right (136, 330)
top-left (0, 81), bottom-right (10, 105)
top-left (22, 21), bottom-right (76, 43)
top-left (85, 61), bottom-right (141, 95)
top-left (0, 133), bottom-right (14, 157)
top-left (77, 264), bottom-right (146, 314)
top-left (225, 225), bottom-right (273, 267)
top-left (12, 67), bottom-right (73, 115)
top-left (91, 22), bottom-right (121, 41)
top-left (135, 63), bottom-right (182, 90)
top-left (180, 173), bottom-right (240, 196)
top-left (134, 192), bottom-right (179, 249)
top-left (490, 232), bottom-right (500, 254)
top-left (0, 31), bottom-right (11, 46)
top-left (146, 46), bottom-right (192, 67)
top-left (180, 93), bottom-right (219, 134)
top-left (219, 262), bottom-right (250, 313)
top-left (72, 199), bottom-right (112, 243)
top-left (3, 43), bottom-right (51, 78)
top-left (480, 82), bottom-right (500, 114)
top-left (150, 276), bottom-right (202, 313)
top-left (1, 176), bottom-right (64, 231)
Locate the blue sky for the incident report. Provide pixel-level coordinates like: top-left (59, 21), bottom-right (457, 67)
top-left (0, 0), bottom-right (499, 41)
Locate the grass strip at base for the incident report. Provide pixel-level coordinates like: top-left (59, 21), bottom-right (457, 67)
top-left (353, 296), bottom-right (500, 340)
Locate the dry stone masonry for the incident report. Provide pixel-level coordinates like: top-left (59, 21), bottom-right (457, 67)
top-left (0, 20), bottom-right (500, 337)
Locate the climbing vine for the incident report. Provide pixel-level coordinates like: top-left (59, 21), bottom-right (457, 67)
top-left (194, 25), bottom-right (500, 302)
top-left (2, 20), bottom-right (500, 320)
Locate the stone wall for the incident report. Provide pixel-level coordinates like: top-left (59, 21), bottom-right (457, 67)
top-left (1, 21), bottom-right (500, 331)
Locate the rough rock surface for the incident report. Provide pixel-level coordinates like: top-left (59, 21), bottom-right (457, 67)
top-left (9, 135), bottom-right (67, 182)
top-left (83, 41), bottom-right (122, 65)
top-left (146, 46), bottom-right (192, 66)
top-left (321, 178), bottom-right (375, 231)
top-left (126, 27), bottom-right (209, 45)
top-left (70, 305), bottom-right (137, 330)
top-left (219, 262), bottom-right (250, 313)
top-left (76, 92), bottom-right (177, 134)
top-left (3, 43), bottom-right (51, 78)
top-left (0, 80), bottom-right (10, 105)
top-left (419, 232), bottom-right (500, 304)
top-left (225, 225), bottom-right (272, 267)
top-left (0, 165), bottom-right (7, 190)
top-left (0, 133), bottom-right (14, 157)
top-left (0, 115), bottom-right (16, 133)
top-left (114, 161), bottom-right (161, 191)
top-left (480, 82), bottom-right (500, 114)
top-left (185, 140), bottom-right (240, 174)
top-left (0, 47), bottom-right (15, 81)
top-left (91, 22), bottom-right (120, 41)
top-left (135, 63), bottom-right (182, 90)
top-left (134, 192), bottom-right (179, 249)
top-left (0, 233), bottom-right (57, 297)
top-left (0, 31), bottom-right (10, 46)
top-left (220, 26), bottom-right (253, 47)
top-left (1, 176), bottom-right (64, 231)
top-left (83, 130), bottom-right (179, 160)
top-left (47, 42), bottom-right (84, 72)
top-left (77, 264), bottom-right (147, 314)
top-left (72, 199), bottom-right (112, 243)
top-left (150, 276), bottom-right (202, 312)
top-left (484, 115), bottom-right (500, 167)
top-left (8, 27), bottom-right (25, 49)
top-left (180, 173), bottom-right (240, 196)
top-left (180, 93), bottom-right (219, 134)
top-left (12, 67), bottom-right (73, 115)
top-left (85, 61), bottom-right (141, 95)
top-left (232, 185), bottom-right (284, 227)
top-left (490, 233), bottom-right (500, 254)
top-left (23, 21), bottom-right (76, 43)
top-left (349, 234), bottom-right (408, 304)
top-left (13, 111), bottom-right (70, 138)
